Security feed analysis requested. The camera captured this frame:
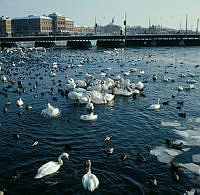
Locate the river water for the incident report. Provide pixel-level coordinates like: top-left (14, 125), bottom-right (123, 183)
top-left (0, 46), bottom-right (200, 194)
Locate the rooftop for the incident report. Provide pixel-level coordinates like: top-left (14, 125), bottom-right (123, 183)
top-left (0, 16), bottom-right (11, 20)
top-left (12, 15), bottom-right (52, 20)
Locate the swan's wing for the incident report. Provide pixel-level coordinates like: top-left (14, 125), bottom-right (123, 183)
top-left (35, 161), bottom-right (60, 179)
top-left (82, 174), bottom-right (89, 190)
top-left (82, 173), bottom-right (99, 192)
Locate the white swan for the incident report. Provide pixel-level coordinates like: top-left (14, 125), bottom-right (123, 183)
top-left (149, 98), bottom-right (160, 110)
top-left (86, 95), bottom-right (94, 110)
top-left (82, 160), bottom-right (99, 192)
top-left (35, 153), bottom-right (69, 179)
top-left (136, 81), bottom-right (144, 91)
top-left (1, 75), bottom-right (7, 82)
top-left (80, 112), bottom-right (98, 121)
top-left (16, 98), bottom-right (24, 107)
top-left (41, 103), bottom-right (60, 117)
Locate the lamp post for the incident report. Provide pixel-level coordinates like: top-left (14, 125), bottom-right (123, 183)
top-left (124, 13), bottom-right (127, 40)
top-left (185, 14), bottom-right (188, 35)
top-left (94, 17), bottom-right (97, 35)
top-left (196, 18), bottom-right (199, 34)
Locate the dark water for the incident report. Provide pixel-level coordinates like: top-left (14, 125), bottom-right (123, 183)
top-left (0, 47), bottom-right (200, 194)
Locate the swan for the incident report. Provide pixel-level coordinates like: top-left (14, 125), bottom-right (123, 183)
top-left (41, 103), bottom-right (60, 117)
top-left (80, 112), bottom-right (98, 121)
top-left (16, 98), bottom-right (24, 107)
top-left (135, 81), bottom-right (144, 91)
top-left (86, 95), bottom-right (94, 111)
top-left (1, 75), bottom-right (7, 82)
top-left (82, 160), bottom-right (99, 192)
top-left (35, 153), bottom-right (69, 179)
top-left (149, 98), bottom-right (160, 110)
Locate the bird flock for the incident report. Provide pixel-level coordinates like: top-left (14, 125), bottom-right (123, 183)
top-left (0, 46), bottom-right (200, 194)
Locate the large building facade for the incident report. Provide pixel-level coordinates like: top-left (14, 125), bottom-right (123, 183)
top-left (0, 13), bottom-right (94, 37)
top-left (0, 16), bottom-right (12, 37)
top-left (48, 12), bottom-right (74, 35)
top-left (12, 15), bottom-right (52, 36)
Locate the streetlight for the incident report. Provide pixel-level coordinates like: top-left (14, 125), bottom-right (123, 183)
top-left (124, 13), bottom-right (127, 39)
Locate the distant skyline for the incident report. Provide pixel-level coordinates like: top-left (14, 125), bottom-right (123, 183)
top-left (0, 0), bottom-right (200, 30)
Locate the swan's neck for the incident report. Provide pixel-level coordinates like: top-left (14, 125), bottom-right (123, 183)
top-left (58, 154), bottom-right (64, 165)
top-left (86, 166), bottom-right (91, 174)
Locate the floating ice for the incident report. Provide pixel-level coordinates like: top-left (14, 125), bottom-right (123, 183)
top-left (161, 121), bottom-right (181, 127)
top-left (173, 129), bottom-right (200, 146)
top-left (192, 154), bottom-right (200, 163)
top-left (179, 163), bottom-right (200, 175)
top-left (184, 189), bottom-right (200, 195)
top-left (150, 146), bottom-right (182, 163)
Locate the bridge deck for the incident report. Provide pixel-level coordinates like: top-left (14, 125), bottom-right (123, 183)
top-left (0, 34), bottom-right (200, 42)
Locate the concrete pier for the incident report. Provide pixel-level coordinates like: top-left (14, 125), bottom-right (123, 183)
top-left (1, 42), bottom-right (17, 50)
top-left (34, 41), bottom-right (55, 48)
top-left (97, 40), bottom-right (125, 48)
top-left (67, 40), bottom-right (92, 49)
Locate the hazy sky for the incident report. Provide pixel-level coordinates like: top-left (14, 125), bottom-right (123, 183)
top-left (0, 0), bottom-right (200, 30)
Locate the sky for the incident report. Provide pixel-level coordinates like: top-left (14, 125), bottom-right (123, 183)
top-left (0, 0), bottom-right (200, 30)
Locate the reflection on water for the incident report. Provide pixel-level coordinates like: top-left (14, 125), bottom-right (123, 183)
top-left (0, 47), bottom-right (200, 194)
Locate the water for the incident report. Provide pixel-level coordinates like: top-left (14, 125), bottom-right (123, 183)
top-left (0, 46), bottom-right (200, 194)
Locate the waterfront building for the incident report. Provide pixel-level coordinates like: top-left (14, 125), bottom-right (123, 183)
top-left (48, 12), bottom-right (74, 35)
top-left (0, 16), bottom-right (12, 37)
top-left (12, 15), bottom-right (52, 36)
top-left (73, 26), bottom-right (94, 35)
top-left (96, 18), bottom-right (122, 35)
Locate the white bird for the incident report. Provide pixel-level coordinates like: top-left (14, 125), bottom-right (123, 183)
top-left (1, 75), bottom-right (7, 82)
top-left (86, 95), bottom-right (94, 110)
top-left (41, 103), bottom-right (60, 117)
top-left (177, 85), bottom-right (183, 91)
top-left (82, 160), bottom-right (99, 192)
top-left (149, 98), bottom-right (160, 110)
top-left (16, 98), bottom-right (24, 107)
top-left (35, 153), bottom-right (69, 179)
top-left (80, 112), bottom-right (98, 121)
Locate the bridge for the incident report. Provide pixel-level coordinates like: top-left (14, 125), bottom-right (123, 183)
top-left (1, 34), bottom-right (200, 49)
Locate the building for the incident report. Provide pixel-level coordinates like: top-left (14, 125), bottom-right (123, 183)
top-left (73, 26), bottom-right (94, 35)
top-left (0, 16), bottom-right (12, 37)
top-left (65, 18), bottom-right (74, 34)
top-left (96, 18), bottom-right (122, 35)
top-left (12, 15), bottom-right (52, 36)
top-left (48, 12), bottom-right (74, 35)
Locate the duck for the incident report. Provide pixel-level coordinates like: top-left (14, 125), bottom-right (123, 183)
top-left (34, 153), bottom-right (69, 179)
top-left (165, 138), bottom-right (172, 146)
top-left (104, 136), bottom-right (112, 142)
top-left (32, 141), bottom-right (38, 147)
top-left (16, 98), bottom-right (24, 107)
top-left (178, 113), bottom-right (186, 118)
top-left (121, 153), bottom-right (128, 161)
top-left (82, 160), bottom-right (99, 192)
top-left (80, 112), bottom-right (98, 121)
top-left (150, 176), bottom-right (157, 186)
top-left (41, 103), bottom-right (60, 117)
top-left (13, 134), bottom-right (20, 139)
top-left (171, 142), bottom-right (184, 150)
top-left (173, 171), bottom-right (180, 181)
top-left (162, 101), bottom-right (169, 105)
top-left (149, 98), bottom-right (160, 110)
top-left (137, 153), bottom-right (147, 162)
top-left (106, 148), bottom-right (114, 155)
